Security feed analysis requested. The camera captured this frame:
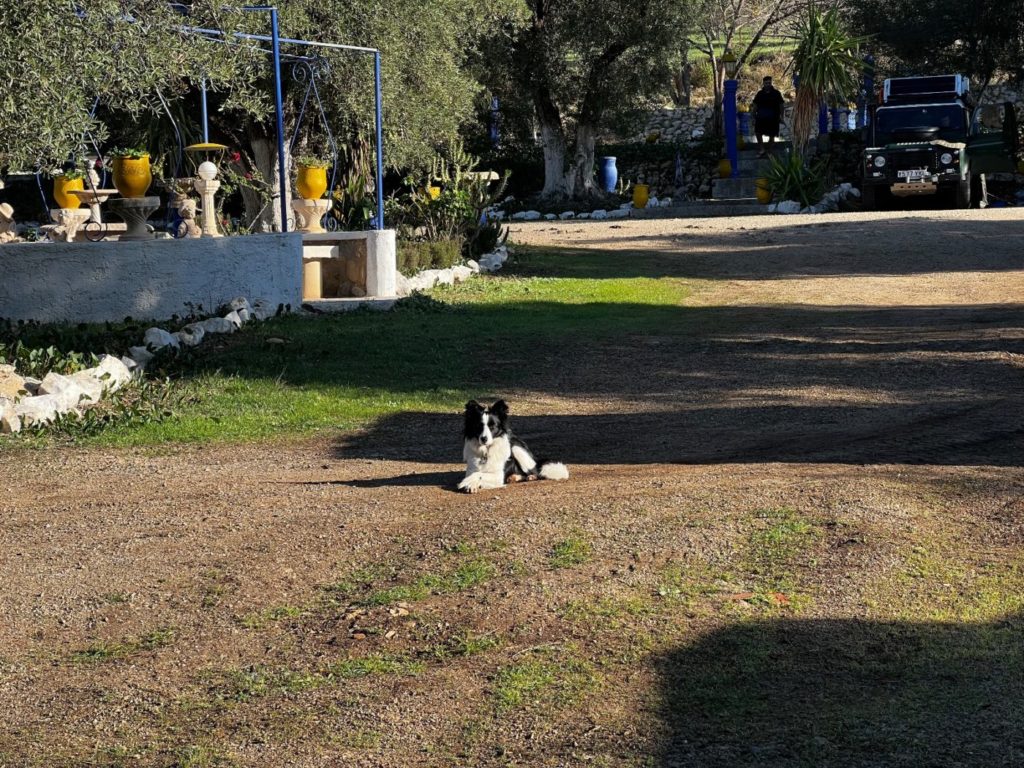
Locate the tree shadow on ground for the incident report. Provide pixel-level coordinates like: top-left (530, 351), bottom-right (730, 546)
top-left (655, 614), bottom-right (1024, 767)
top-left (514, 215), bottom-right (1024, 280)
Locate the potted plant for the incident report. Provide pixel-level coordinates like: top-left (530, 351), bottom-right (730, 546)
top-left (295, 155), bottom-right (329, 200)
top-left (51, 166), bottom-right (87, 209)
top-left (110, 147), bottom-right (152, 198)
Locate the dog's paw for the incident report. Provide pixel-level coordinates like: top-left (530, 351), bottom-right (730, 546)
top-left (458, 476), bottom-right (482, 493)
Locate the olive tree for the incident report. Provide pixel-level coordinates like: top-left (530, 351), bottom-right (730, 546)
top-left (488, 0), bottom-right (697, 201)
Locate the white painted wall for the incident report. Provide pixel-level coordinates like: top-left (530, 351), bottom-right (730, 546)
top-left (0, 234), bottom-right (303, 323)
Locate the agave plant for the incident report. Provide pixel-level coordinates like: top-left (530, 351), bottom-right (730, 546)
top-left (764, 151), bottom-right (827, 209)
top-left (791, 3), bottom-right (869, 149)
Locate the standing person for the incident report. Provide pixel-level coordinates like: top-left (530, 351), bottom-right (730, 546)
top-left (752, 76), bottom-right (786, 157)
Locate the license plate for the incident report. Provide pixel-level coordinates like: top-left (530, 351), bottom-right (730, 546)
top-left (897, 169), bottom-right (930, 180)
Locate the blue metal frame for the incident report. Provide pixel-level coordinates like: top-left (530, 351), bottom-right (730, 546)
top-left (724, 79), bottom-right (739, 179)
top-left (181, 6), bottom-right (386, 231)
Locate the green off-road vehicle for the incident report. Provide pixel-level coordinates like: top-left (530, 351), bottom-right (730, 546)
top-left (861, 74), bottom-right (1017, 209)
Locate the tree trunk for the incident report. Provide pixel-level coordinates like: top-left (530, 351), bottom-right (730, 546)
top-left (244, 131), bottom-right (289, 233)
top-left (566, 123), bottom-right (598, 198)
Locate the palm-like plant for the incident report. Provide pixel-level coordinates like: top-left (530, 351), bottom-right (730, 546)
top-left (791, 3), bottom-right (868, 150)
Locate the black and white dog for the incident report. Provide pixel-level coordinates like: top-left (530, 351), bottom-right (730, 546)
top-left (458, 400), bottom-right (569, 493)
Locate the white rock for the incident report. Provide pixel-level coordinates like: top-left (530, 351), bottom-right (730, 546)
top-left (395, 273), bottom-right (411, 297)
top-left (522, 210), bottom-right (542, 221)
top-left (198, 317), bottom-right (237, 335)
top-left (128, 345), bottom-right (155, 367)
top-left (229, 297), bottom-right (252, 314)
top-left (511, 211), bottom-right (528, 221)
top-left (607, 208), bottom-right (629, 218)
top-left (660, 198), bottom-right (673, 207)
top-left (466, 259), bottom-right (481, 274)
top-left (619, 203), bottom-right (632, 210)
top-left (577, 212), bottom-right (591, 220)
top-left (544, 213), bottom-right (557, 221)
top-left (68, 371), bottom-right (104, 404)
top-left (120, 356), bottom-right (139, 373)
top-left (0, 397), bottom-right (20, 433)
top-left (558, 211), bottom-right (575, 220)
top-left (38, 372), bottom-right (89, 410)
top-left (775, 200), bottom-right (802, 215)
top-left (144, 327), bottom-right (180, 351)
top-left (251, 299), bottom-right (276, 321)
top-left (649, 197), bottom-right (660, 207)
top-left (175, 323), bottom-right (205, 347)
top-left (350, 285), bottom-right (366, 298)
top-left (22, 376), bottom-right (42, 395)
top-left (452, 265), bottom-right (474, 282)
top-left (591, 209), bottom-right (608, 220)
top-left (93, 355), bottom-right (133, 392)
top-left (14, 394), bottom-right (61, 427)
top-left (223, 310), bottom-right (243, 329)
top-left (0, 365), bottom-right (27, 400)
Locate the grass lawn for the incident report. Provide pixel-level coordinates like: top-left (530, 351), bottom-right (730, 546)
top-left (15, 247), bottom-right (690, 447)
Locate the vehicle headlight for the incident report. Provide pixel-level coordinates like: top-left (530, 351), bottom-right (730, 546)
top-left (940, 152), bottom-right (954, 165)
top-left (873, 155), bottom-right (887, 168)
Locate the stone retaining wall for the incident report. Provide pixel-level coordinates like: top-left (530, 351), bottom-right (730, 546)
top-left (0, 234), bottom-right (303, 323)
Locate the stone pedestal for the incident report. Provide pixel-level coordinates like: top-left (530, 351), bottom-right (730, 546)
top-left (192, 178), bottom-right (222, 237)
top-left (69, 189), bottom-right (117, 225)
top-left (48, 208), bottom-right (92, 242)
top-left (292, 198), bottom-right (332, 234)
top-left (107, 197), bottom-right (160, 242)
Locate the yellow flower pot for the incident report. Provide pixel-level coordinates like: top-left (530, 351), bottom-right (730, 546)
top-left (296, 166), bottom-right (328, 200)
top-left (53, 176), bottom-right (84, 209)
top-left (718, 158), bottom-right (733, 178)
top-left (755, 177), bottom-right (772, 205)
top-left (427, 185), bottom-right (441, 200)
top-left (112, 155), bottom-right (152, 198)
top-left (633, 183), bottom-right (650, 209)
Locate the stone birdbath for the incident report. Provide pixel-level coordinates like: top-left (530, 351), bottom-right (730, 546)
top-left (107, 196), bottom-right (160, 241)
top-left (69, 188), bottom-right (118, 225)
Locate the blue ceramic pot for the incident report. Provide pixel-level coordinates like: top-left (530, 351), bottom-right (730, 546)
top-left (599, 156), bottom-right (618, 193)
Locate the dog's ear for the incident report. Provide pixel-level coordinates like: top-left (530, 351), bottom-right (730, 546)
top-left (491, 400), bottom-right (509, 419)
top-left (465, 400), bottom-right (481, 412)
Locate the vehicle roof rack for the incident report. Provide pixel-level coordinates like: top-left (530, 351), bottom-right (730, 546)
top-left (883, 75), bottom-right (970, 105)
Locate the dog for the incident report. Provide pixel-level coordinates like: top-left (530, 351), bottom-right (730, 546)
top-left (457, 399), bottom-right (569, 493)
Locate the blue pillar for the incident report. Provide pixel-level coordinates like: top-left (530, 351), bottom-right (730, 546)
top-left (489, 97), bottom-right (500, 148)
top-left (724, 79), bottom-right (739, 178)
top-left (830, 107), bottom-right (840, 132)
top-left (269, 8), bottom-right (288, 233)
top-left (862, 53), bottom-right (875, 127)
top-left (818, 102), bottom-right (829, 136)
top-left (201, 79), bottom-right (209, 143)
top-left (373, 50), bottom-right (385, 231)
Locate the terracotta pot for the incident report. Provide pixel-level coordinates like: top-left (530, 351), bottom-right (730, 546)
top-left (755, 177), bottom-right (772, 205)
top-left (53, 177), bottom-right (84, 209)
top-left (296, 166), bottom-right (328, 200)
top-left (112, 155), bottom-right (152, 198)
top-left (633, 183), bottom-right (650, 209)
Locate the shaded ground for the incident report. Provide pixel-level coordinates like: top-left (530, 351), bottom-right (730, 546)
top-left (1, 209), bottom-right (1023, 767)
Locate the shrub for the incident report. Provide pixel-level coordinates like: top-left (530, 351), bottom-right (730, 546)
top-left (397, 239), bottom-right (464, 276)
top-left (764, 151), bottom-right (826, 208)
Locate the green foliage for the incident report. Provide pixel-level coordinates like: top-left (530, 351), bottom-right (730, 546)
top-left (764, 151), bottom-right (827, 208)
top-left (550, 536), bottom-right (593, 569)
top-left (396, 239), bottom-right (464, 276)
top-left (109, 147), bottom-right (149, 160)
top-left (791, 3), bottom-right (867, 148)
top-left (849, 0), bottom-right (1024, 85)
top-left (295, 156), bottom-right (328, 169)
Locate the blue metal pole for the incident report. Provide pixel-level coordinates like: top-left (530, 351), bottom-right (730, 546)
top-left (270, 8), bottom-right (288, 233)
top-left (724, 79), bottom-right (739, 179)
top-left (201, 78), bottom-right (210, 143)
top-left (374, 50), bottom-right (384, 230)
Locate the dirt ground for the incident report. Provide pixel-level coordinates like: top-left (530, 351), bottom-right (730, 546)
top-left (1, 208), bottom-right (1023, 767)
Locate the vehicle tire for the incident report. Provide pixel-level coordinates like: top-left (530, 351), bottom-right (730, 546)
top-left (861, 183), bottom-right (876, 210)
top-left (970, 173), bottom-right (987, 208)
top-left (955, 177), bottom-right (971, 209)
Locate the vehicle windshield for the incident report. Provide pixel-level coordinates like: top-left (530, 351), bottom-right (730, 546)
top-left (875, 104), bottom-right (966, 144)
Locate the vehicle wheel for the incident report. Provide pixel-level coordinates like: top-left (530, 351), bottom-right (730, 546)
top-left (860, 183), bottom-right (876, 210)
top-left (971, 173), bottom-right (987, 208)
top-left (955, 177), bottom-right (971, 209)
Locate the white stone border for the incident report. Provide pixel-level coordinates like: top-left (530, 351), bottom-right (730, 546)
top-left (0, 297), bottom-right (278, 435)
top-left (393, 244), bottom-right (513, 296)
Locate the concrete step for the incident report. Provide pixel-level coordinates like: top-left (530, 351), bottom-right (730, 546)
top-left (712, 176), bottom-right (764, 200)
